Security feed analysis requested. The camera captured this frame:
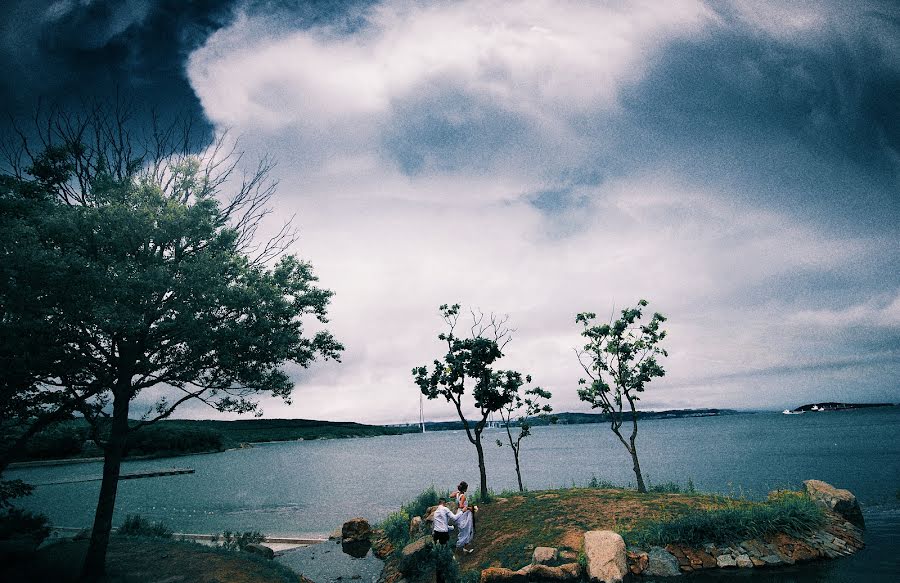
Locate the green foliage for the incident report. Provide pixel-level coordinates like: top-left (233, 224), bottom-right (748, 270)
top-left (119, 514), bottom-right (173, 538)
top-left (381, 486), bottom-right (444, 548)
top-left (623, 494), bottom-right (825, 547)
top-left (0, 479), bottom-right (34, 508)
top-left (382, 510), bottom-right (411, 548)
top-left (0, 507), bottom-right (51, 543)
top-left (587, 475), bottom-right (620, 489)
top-left (575, 299), bottom-right (668, 492)
top-left (22, 423), bottom-right (86, 460)
top-left (214, 530), bottom-right (265, 551)
top-left (124, 425), bottom-right (223, 457)
top-left (413, 304), bottom-right (532, 498)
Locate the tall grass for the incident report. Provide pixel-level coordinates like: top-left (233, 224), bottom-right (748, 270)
top-left (624, 494), bottom-right (825, 547)
top-left (119, 514), bottom-right (172, 538)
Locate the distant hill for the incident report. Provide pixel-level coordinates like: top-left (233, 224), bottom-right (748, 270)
top-left (410, 408), bottom-right (742, 432)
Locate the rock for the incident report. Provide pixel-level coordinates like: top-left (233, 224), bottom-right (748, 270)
top-left (342, 517), bottom-right (371, 543)
top-left (735, 554), bottom-right (753, 568)
top-left (342, 540), bottom-right (372, 558)
top-left (519, 563), bottom-right (581, 580)
top-left (583, 530), bottom-right (628, 583)
top-left (760, 554), bottom-right (783, 566)
top-left (644, 547), bottom-right (681, 577)
top-left (803, 480), bottom-right (865, 529)
top-left (480, 567), bottom-right (526, 583)
top-left (716, 554), bottom-right (737, 568)
top-left (409, 516), bottom-right (423, 539)
top-left (328, 527), bottom-right (343, 540)
top-left (399, 536), bottom-right (433, 574)
top-left (424, 505), bottom-right (438, 523)
top-left (532, 546), bottom-right (559, 565)
top-left (244, 543), bottom-right (275, 559)
top-left (626, 549), bottom-right (648, 575)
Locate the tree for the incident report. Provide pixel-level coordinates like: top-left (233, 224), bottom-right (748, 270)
top-left (575, 299), bottom-right (667, 493)
top-left (413, 304), bottom-right (520, 501)
top-left (1, 104), bottom-right (343, 577)
top-left (495, 373), bottom-right (552, 492)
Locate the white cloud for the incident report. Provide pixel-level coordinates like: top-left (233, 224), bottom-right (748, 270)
top-left (792, 292), bottom-right (900, 328)
top-left (188, 0), bottom-right (716, 131)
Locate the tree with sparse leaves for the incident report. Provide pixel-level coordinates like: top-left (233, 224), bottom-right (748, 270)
top-left (575, 299), bottom-right (667, 493)
top-left (495, 372), bottom-right (552, 492)
top-left (413, 304), bottom-right (521, 501)
top-left (1, 104), bottom-right (343, 578)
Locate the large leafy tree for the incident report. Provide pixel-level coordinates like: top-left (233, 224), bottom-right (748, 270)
top-left (575, 299), bottom-right (667, 493)
top-left (495, 373), bottom-right (552, 492)
top-left (413, 304), bottom-right (521, 500)
top-left (0, 106), bottom-right (343, 577)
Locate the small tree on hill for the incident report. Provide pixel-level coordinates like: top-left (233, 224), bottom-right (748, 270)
top-left (413, 304), bottom-right (521, 501)
top-left (1, 104), bottom-right (343, 577)
top-left (495, 372), bottom-right (552, 492)
top-left (575, 299), bottom-right (667, 493)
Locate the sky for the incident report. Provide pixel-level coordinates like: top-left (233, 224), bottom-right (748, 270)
top-left (2, 0), bottom-right (898, 424)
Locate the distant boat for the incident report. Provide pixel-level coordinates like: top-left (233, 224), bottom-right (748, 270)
top-left (782, 409), bottom-right (804, 415)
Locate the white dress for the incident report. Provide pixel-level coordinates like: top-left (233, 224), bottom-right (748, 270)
top-left (454, 493), bottom-right (473, 548)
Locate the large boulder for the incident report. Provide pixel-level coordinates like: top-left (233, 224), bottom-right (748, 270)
top-left (803, 480), bottom-right (865, 528)
top-left (409, 516), bottom-right (423, 539)
top-left (342, 517), bottom-right (372, 543)
top-left (643, 546), bottom-right (681, 577)
top-left (520, 563), bottom-right (581, 580)
top-left (480, 567), bottom-right (526, 583)
top-left (583, 531), bottom-right (627, 583)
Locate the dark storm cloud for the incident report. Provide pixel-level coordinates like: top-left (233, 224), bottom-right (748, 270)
top-left (0, 0), bottom-right (371, 137)
top-left (605, 2), bottom-right (900, 234)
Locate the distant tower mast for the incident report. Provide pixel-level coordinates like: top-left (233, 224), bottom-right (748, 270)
top-left (420, 393), bottom-right (426, 433)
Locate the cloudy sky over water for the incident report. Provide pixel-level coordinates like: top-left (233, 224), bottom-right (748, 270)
top-left (2, 0), bottom-right (898, 423)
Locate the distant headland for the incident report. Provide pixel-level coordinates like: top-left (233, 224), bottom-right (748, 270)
top-left (787, 402), bottom-right (895, 413)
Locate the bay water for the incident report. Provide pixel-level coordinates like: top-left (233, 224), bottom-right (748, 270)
top-left (7, 408), bottom-right (899, 580)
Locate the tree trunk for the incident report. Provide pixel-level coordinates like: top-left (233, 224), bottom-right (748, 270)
top-left (474, 432), bottom-right (488, 501)
top-left (513, 446), bottom-right (523, 492)
top-left (81, 391), bottom-right (130, 579)
top-left (630, 446), bottom-right (646, 493)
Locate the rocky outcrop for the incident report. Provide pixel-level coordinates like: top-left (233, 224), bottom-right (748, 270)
top-left (583, 531), bottom-right (627, 583)
top-left (480, 562), bottom-right (580, 582)
top-left (804, 479), bottom-right (865, 529)
top-left (342, 517), bottom-right (371, 543)
top-left (409, 515), bottom-right (423, 540)
top-left (532, 546), bottom-right (558, 565)
top-left (626, 508), bottom-right (865, 576)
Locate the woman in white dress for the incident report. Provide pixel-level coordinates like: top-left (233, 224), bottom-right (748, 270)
top-left (451, 481), bottom-right (474, 553)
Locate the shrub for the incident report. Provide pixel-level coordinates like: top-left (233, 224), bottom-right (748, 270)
top-left (382, 510), bottom-right (411, 548)
top-left (119, 514), bottom-right (173, 538)
top-left (0, 480), bottom-right (34, 508)
top-left (587, 475), bottom-right (619, 489)
top-left (215, 530), bottom-right (265, 551)
top-left (624, 494), bottom-right (825, 547)
top-left (0, 507), bottom-right (51, 543)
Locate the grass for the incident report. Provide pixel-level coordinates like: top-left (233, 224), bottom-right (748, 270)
top-left (624, 494), bottom-right (826, 547)
top-left (452, 486), bottom-right (732, 572)
top-left (0, 534), bottom-right (305, 583)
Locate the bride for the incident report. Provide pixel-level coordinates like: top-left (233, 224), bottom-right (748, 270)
top-left (451, 481), bottom-right (476, 554)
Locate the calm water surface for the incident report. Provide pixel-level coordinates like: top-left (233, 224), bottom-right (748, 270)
top-left (8, 408), bottom-right (900, 580)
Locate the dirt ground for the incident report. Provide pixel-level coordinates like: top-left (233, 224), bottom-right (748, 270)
top-left (458, 487), bottom-right (736, 572)
top-left (1, 535), bottom-right (307, 583)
